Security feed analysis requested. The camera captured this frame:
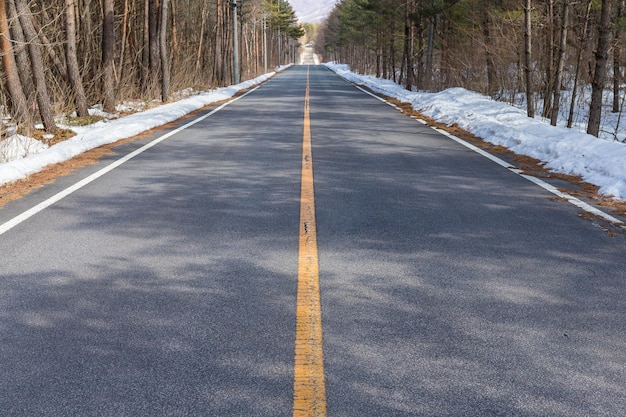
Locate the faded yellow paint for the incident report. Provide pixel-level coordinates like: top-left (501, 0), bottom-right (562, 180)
top-left (293, 67), bottom-right (327, 417)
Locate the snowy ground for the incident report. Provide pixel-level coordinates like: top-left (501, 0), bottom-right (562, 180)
top-left (2, 63), bottom-right (626, 201)
top-left (325, 63), bottom-right (626, 200)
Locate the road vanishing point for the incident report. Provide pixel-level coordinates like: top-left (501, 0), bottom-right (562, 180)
top-left (1, 65), bottom-right (625, 416)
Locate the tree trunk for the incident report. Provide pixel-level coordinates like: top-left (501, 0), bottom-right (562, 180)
top-left (416, 19), bottom-right (424, 89)
top-left (402, 0), bottom-right (412, 90)
top-left (102, 0), bottom-right (116, 112)
top-left (568, 0), bottom-right (592, 128)
top-left (0, 0), bottom-right (34, 134)
top-left (425, 17), bottom-right (435, 91)
top-left (542, 0), bottom-right (555, 119)
top-left (80, 0), bottom-right (96, 84)
top-left (389, 19), bottom-right (397, 83)
top-left (142, 0), bottom-right (150, 89)
top-left (195, 0), bottom-right (208, 73)
top-left (550, 0), bottom-right (569, 126)
top-left (160, 0), bottom-right (170, 101)
top-left (13, 0), bottom-right (57, 134)
top-left (118, 0), bottom-right (129, 86)
top-left (6, 0), bottom-right (33, 103)
top-left (524, 0), bottom-right (535, 118)
top-left (170, 0), bottom-right (178, 67)
top-left (613, 0), bottom-right (624, 113)
top-left (482, 0), bottom-right (497, 96)
top-left (65, 0), bottom-right (89, 117)
top-left (149, 0), bottom-right (159, 73)
top-left (587, 0), bottom-right (612, 137)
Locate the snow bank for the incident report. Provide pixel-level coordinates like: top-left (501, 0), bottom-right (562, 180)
top-left (0, 72), bottom-right (275, 187)
top-left (326, 63), bottom-right (626, 199)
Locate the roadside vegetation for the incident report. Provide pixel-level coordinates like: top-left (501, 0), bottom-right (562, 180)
top-left (316, 0), bottom-right (624, 138)
top-left (0, 0), bottom-right (304, 142)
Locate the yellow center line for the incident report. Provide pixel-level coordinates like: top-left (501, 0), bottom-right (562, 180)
top-left (293, 67), bottom-right (327, 417)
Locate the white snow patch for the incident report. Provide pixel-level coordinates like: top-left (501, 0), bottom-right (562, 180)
top-left (326, 63), bottom-right (626, 200)
top-left (0, 71), bottom-right (278, 187)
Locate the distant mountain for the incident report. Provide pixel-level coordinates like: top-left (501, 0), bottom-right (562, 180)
top-left (288, 0), bottom-right (338, 23)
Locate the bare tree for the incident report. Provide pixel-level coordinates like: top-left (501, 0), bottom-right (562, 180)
top-left (587, 0), bottom-right (612, 137)
top-left (6, 0), bottom-right (33, 103)
top-left (13, 0), bottom-right (57, 133)
top-left (550, 0), bottom-right (569, 126)
top-left (160, 0), bottom-right (170, 101)
top-left (66, 0), bottom-right (89, 117)
top-left (401, 0), bottom-right (415, 90)
top-left (148, 0), bottom-right (159, 92)
top-left (568, 0), bottom-right (593, 128)
top-left (102, 0), bottom-right (116, 112)
top-left (482, 0), bottom-right (497, 96)
top-left (613, 0), bottom-right (624, 113)
top-left (0, 0), bottom-right (33, 134)
top-left (524, 0), bottom-right (535, 118)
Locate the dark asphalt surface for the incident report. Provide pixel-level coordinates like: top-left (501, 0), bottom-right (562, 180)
top-left (1, 65), bottom-right (625, 416)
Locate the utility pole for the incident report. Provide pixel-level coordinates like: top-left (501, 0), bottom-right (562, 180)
top-left (231, 0), bottom-right (240, 84)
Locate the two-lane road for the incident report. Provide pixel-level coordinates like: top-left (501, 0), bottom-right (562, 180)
top-left (1, 65), bottom-right (624, 416)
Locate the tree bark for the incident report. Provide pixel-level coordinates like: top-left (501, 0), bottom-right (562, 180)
top-left (550, 0), bottom-right (569, 126)
top-left (102, 0), bottom-right (116, 112)
top-left (524, 0), bottom-right (535, 118)
top-left (0, 0), bottom-right (34, 134)
top-left (160, 0), bottom-right (170, 101)
top-left (568, 0), bottom-right (593, 128)
top-left (587, 0), bottom-right (612, 137)
top-left (142, 0), bottom-right (150, 89)
top-left (65, 0), bottom-right (89, 117)
top-left (13, 0), bottom-right (57, 133)
top-left (542, 0), bottom-right (555, 119)
top-left (482, 0), bottom-right (497, 96)
top-left (613, 0), bottom-right (624, 113)
top-left (424, 17), bottom-right (435, 91)
top-left (118, 0), bottom-right (129, 86)
top-left (402, 0), bottom-right (415, 90)
top-left (149, 0), bottom-right (159, 73)
top-left (195, 0), bottom-right (208, 73)
top-left (6, 0), bottom-right (33, 102)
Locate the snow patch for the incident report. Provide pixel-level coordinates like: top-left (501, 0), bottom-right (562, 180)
top-left (326, 63), bottom-right (626, 199)
top-left (0, 71), bottom-right (277, 187)
top-left (0, 135), bottom-right (48, 164)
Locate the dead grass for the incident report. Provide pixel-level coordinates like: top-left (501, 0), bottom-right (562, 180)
top-left (577, 211), bottom-right (619, 237)
top-left (64, 115), bottom-right (105, 127)
top-left (597, 199), bottom-right (626, 215)
top-left (30, 128), bottom-right (77, 146)
top-left (0, 146), bottom-right (114, 208)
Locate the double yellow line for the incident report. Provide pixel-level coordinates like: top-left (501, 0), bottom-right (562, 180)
top-left (293, 67), bottom-right (327, 416)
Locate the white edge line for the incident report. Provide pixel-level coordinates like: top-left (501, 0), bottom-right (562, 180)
top-left (346, 76), bottom-right (625, 228)
top-left (0, 86), bottom-right (261, 237)
top-left (433, 127), bottom-right (625, 227)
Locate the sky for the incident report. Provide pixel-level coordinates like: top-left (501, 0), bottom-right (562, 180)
top-left (288, 0), bottom-right (338, 23)
top-left (1, 63), bottom-right (626, 216)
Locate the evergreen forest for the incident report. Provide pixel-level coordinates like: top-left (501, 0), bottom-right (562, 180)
top-left (315, 0), bottom-right (620, 137)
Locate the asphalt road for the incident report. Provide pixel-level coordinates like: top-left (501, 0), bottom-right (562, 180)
top-left (0, 65), bottom-right (624, 416)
